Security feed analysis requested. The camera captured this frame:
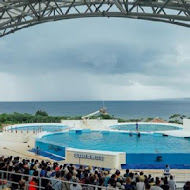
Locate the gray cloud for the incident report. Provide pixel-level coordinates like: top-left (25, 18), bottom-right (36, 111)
top-left (1, 18), bottom-right (190, 100)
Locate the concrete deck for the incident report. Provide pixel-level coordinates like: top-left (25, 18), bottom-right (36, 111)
top-left (158, 130), bottom-right (190, 138)
top-left (0, 133), bottom-right (61, 163)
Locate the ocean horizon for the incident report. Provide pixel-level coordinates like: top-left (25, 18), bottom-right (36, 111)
top-left (0, 99), bottom-right (190, 119)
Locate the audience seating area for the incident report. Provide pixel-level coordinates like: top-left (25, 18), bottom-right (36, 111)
top-left (0, 156), bottom-right (190, 190)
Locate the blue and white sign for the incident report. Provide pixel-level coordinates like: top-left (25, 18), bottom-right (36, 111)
top-left (74, 153), bottom-right (104, 161)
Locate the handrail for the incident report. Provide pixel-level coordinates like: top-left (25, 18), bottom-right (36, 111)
top-left (0, 170), bottom-right (189, 189)
top-left (0, 170), bottom-right (116, 190)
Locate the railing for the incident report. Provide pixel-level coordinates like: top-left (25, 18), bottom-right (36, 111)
top-left (0, 170), bottom-right (115, 190)
top-left (0, 170), bottom-right (189, 190)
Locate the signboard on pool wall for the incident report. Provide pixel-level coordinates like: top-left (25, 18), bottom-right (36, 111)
top-left (74, 153), bottom-right (104, 161)
top-left (66, 148), bottom-right (126, 169)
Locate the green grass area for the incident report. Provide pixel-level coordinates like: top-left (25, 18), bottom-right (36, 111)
top-left (0, 123), bottom-right (3, 132)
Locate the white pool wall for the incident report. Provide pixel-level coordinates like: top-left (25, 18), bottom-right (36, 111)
top-left (5, 123), bottom-right (69, 130)
top-left (112, 122), bottom-right (183, 128)
top-left (61, 119), bottom-right (118, 130)
top-left (182, 119), bottom-right (190, 131)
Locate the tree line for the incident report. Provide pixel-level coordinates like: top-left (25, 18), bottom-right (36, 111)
top-left (0, 110), bottom-right (81, 126)
top-left (0, 111), bottom-right (188, 130)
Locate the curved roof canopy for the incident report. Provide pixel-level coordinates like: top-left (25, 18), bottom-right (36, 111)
top-left (0, 0), bottom-right (190, 37)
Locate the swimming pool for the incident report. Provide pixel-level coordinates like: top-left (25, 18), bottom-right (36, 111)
top-left (36, 129), bottom-right (190, 169)
top-left (7, 124), bottom-right (68, 132)
top-left (39, 131), bottom-right (190, 153)
top-left (110, 123), bottom-right (182, 131)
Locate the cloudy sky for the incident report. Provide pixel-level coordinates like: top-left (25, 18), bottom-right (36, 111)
top-left (0, 17), bottom-right (190, 101)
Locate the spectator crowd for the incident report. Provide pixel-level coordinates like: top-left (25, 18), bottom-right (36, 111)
top-left (0, 156), bottom-right (190, 190)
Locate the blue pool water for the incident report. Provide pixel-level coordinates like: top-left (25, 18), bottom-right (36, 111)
top-left (9, 125), bottom-right (68, 132)
top-left (36, 130), bottom-right (190, 168)
top-left (110, 124), bottom-right (181, 131)
top-left (39, 131), bottom-right (190, 153)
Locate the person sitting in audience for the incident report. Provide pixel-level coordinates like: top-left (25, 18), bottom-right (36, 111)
top-left (183, 181), bottom-right (190, 190)
top-left (160, 177), bottom-right (164, 185)
top-left (51, 171), bottom-right (62, 190)
top-left (136, 177), bottom-right (145, 190)
top-left (151, 179), bottom-right (163, 190)
top-left (125, 177), bottom-right (133, 190)
top-left (129, 172), bottom-right (135, 182)
top-left (103, 171), bottom-right (110, 187)
top-left (149, 178), bottom-right (155, 186)
top-left (70, 176), bottom-right (82, 190)
top-left (161, 178), bottom-right (170, 190)
top-left (139, 171), bottom-right (145, 182)
top-left (115, 170), bottom-right (122, 182)
top-left (45, 181), bottom-right (54, 190)
top-left (28, 177), bottom-right (38, 190)
top-left (168, 175), bottom-right (176, 190)
top-left (17, 180), bottom-right (26, 190)
top-left (108, 178), bottom-right (117, 189)
top-left (146, 184), bottom-right (151, 190)
top-left (124, 169), bottom-right (130, 178)
top-left (11, 166), bottom-right (22, 190)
